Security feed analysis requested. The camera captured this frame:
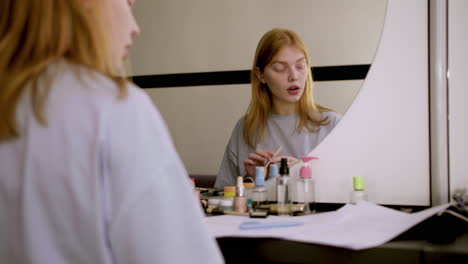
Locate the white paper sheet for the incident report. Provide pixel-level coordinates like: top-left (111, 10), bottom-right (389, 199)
top-left (205, 201), bottom-right (450, 250)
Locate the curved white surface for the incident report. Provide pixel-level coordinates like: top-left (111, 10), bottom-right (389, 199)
top-left (266, 0), bottom-right (430, 205)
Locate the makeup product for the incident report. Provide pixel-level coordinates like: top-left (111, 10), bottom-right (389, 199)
top-left (243, 182), bottom-right (255, 189)
top-left (268, 203), bottom-right (305, 214)
top-left (295, 156), bottom-right (319, 214)
top-left (194, 188), bottom-right (201, 200)
top-left (190, 177), bottom-right (201, 200)
top-left (350, 176), bottom-right (368, 204)
top-left (223, 210), bottom-right (250, 217)
top-left (268, 163), bottom-right (279, 201)
top-left (206, 198), bottom-right (222, 214)
top-left (219, 198), bottom-right (234, 211)
top-left (252, 166), bottom-right (268, 209)
top-left (277, 158), bottom-right (291, 215)
top-left (190, 177), bottom-right (196, 188)
top-left (243, 176), bottom-right (255, 189)
top-left (233, 176), bottom-right (247, 213)
top-left (269, 163), bottom-right (278, 179)
top-left (249, 211), bottom-right (269, 218)
top-left (224, 186), bottom-right (236, 198)
top-left (247, 199), bottom-right (253, 213)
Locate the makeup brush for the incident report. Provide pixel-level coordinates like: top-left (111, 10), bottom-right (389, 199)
top-left (264, 146), bottom-right (282, 169)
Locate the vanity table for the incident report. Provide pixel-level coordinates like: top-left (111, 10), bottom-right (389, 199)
top-left (217, 233), bottom-right (468, 264)
top-left (216, 210), bottom-right (468, 264)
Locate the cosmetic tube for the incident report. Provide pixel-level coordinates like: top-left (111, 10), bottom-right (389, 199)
top-left (233, 176), bottom-right (247, 213)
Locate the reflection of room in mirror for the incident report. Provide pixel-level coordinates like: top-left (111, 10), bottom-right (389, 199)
top-left (130, 0), bottom-right (387, 175)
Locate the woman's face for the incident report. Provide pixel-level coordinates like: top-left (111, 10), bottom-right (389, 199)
top-left (108, 0), bottom-right (140, 69)
top-left (258, 45), bottom-right (308, 110)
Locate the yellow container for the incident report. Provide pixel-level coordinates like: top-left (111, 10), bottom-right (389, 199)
top-left (224, 186), bottom-right (236, 198)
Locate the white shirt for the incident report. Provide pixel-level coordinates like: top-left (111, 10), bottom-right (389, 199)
top-left (0, 60), bottom-right (224, 264)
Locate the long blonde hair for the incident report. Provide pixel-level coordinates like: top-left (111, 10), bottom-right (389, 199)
top-left (243, 28), bottom-right (332, 148)
top-left (0, 0), bottom-right (127, 141)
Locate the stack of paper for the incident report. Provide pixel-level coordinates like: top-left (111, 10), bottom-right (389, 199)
top-left (205, 201), bottom-right (450, 250)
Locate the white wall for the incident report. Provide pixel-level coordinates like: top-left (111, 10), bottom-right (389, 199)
top-left (448, 0), bottom-right (468, 195)
top-left (130, 0), bottom-right (386, 175)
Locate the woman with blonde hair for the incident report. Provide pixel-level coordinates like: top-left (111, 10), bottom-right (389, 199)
top-left (0, 0), bottom-right (223, 263)
top-left (215, 28), bottom-right (341, 188)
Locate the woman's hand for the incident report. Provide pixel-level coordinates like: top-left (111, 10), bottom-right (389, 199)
top-left (270, 156), bottom-right (299, 168)
top-left (243, 150), bottom-right (275, 178)
top-left (243, 150), bottom-right (299, 178)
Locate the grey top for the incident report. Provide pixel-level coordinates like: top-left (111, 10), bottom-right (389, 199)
top-left (215, 111), bottom-right (341, 188)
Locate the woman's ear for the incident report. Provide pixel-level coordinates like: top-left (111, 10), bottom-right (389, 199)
top-left (255, 67), bottom-right (265, 84)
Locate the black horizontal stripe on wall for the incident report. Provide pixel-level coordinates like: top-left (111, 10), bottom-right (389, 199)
top-left (132, 64), bottom-right (370, 89)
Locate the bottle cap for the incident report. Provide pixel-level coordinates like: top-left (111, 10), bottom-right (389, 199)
top-left (269, 163), bottom-right (278, 178)
top-left (301, 156), bottom-right (319, 163)
top-left (255, 166), bottom-right (265, 186)
top-left (353, 176), bottom-right (365, 191)
top-left (279, 158), bottom-right (289, 175)
top-left (236, 176), bottom-right (243, 186)
top-left (236, 176), bottom-right (245, 196)
top-left (300, 166), bottom-right (311, 179)
top-left (299, 156), bottom-right (319, 179)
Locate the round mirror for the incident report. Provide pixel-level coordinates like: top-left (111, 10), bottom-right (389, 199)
top-left (130, 0), bottom-right (387, 176)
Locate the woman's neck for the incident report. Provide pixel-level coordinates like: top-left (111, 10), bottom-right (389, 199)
top-left (271, 102), bottom-right (298, 115)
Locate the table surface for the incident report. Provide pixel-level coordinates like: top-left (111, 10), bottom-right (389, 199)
top-left (214, 206), bottom-right (468, 264)
top-left (217, 233), bottom-right (468, 264)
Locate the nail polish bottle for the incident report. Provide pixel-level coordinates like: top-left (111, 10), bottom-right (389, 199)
top-left (350, 176), bottom-right (368, 204)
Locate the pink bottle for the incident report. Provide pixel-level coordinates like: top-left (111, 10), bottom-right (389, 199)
top-left (297, 156), bottom-right (319, 214)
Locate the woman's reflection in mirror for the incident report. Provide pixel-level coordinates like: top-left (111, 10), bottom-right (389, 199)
top-left (215, 28), bottom-right (341, 188)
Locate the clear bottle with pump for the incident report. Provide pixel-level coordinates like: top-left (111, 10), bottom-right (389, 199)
top-left (296, 156), bottom-right (319, 214)
top-left (277, 158), bottom-right (291, 215)
top-left (350, 176), bottom-right (368, 204)
top-left (252, 166), bottom-right (268, 209)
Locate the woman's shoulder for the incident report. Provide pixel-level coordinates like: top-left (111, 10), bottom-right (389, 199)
top-left (224, 115), bottom-right (247, 145)
top-left (319, 110), bottom-right (342, 127)
top-left (50, 59), bottom-right (147, 100)
top-left (224, 114), bottom-right (243, 130)
top-left (49, 60), bottom-right (113, 90)
top-left (45, 59), bottom-right (154, 119)
top-left (320, 110), bottom-right (341, 119)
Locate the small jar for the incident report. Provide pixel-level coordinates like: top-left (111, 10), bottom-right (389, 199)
top-left (224, 186), bottom-right (236, 198)
top-left (207, 198), bottom-right (221, 211)
top-left (219, 198), bottom-right (234, 211)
